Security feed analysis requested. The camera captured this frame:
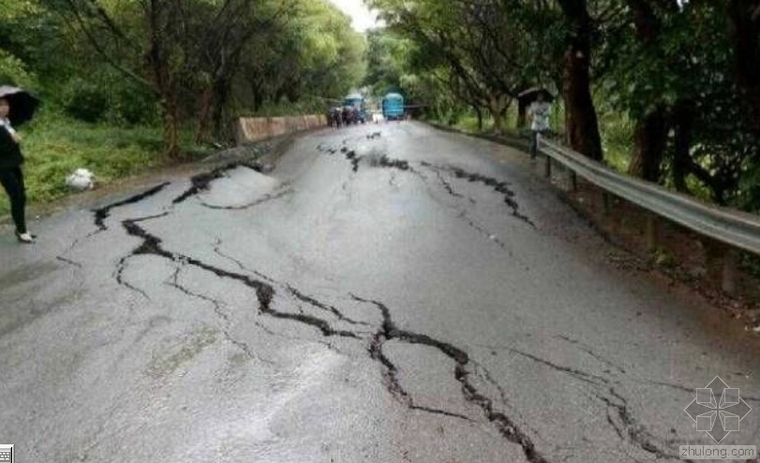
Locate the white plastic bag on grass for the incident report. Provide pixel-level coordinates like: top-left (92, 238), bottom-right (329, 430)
top-left (66, 168), bottom-right (95, 191)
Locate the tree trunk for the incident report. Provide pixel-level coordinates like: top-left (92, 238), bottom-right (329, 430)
top-left (562, 49), bottom-right (603, 160)
top-left (195, 86), bottom-right (213, 145)
top-left (161, 97), bottom-right (180, 160)
top-left (728, 0), bottom-right (760, 133)
top-left (672, 101), bottom-right (694, 193)
top-left (253, 87), bottom-right (264, 112)
top-left (489, 100), bottom-right (503, 134)
top-left (627, 107), bottom-right (668, 181)
top-left (558, 0), bottom-right (604, 160)
top-left (517, 98), bottom-right (527, 129)
top-left (212, 79), bottom-right (232, 142)
top-left (475, 106), bottom-right (483, 131)
top-left (625, 0), bottom-right (669, 182)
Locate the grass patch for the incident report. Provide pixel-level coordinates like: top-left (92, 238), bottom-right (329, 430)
top-left (0, 110), bottom-right (210, 217)
top-left (598, 111), bottom-right (633, 172)
top-left (454, 115), bottom-right (492, 133)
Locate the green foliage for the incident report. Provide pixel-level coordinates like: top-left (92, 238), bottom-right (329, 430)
top-left (108, 81), bottom-right (160, 126)
top-left (739, 162), bottom-right (760, 213)
top-left (368, 0), bottom-right (567, 132)
top-left (61, 78), bottom-right (109, 123)
top-left (598, 113), bottom-right (633, 173)
top-left (0, 0), bottom-right (370, 214)
top-left (0, 49), bottom-right (35, 88)
top-left (455, 114), bottom-right (493, 133)
top-left (239, 97), bottom-right (327, 118)
top-left (238, 0), bottom-right (366, 111)
top-left (364, 30), bottom-right (414, 97)
top-left (0, 109), bottom-right (208, 216)
top-left (367, 0), bottom-right (760, 212)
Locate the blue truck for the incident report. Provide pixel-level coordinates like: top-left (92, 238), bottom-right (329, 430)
top-left (343, 93), bottom-right (367, 124)
top-left (381, 93), bottom-right (405, 121)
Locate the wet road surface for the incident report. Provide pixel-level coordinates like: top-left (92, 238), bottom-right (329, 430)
top-left (1, 122), bottom-right (759, 462)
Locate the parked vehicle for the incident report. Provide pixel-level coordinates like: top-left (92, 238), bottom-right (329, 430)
top-left (382, 93), bottom-right (405, 121)
top-left (343, 93), bottom-right (367, 124)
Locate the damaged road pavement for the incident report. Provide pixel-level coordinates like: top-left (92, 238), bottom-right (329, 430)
top-left (1, 122), bottom-right (759, 463)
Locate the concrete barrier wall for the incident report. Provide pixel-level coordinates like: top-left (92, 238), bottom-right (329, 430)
top-left (236, 114), bottom-right (327, 144)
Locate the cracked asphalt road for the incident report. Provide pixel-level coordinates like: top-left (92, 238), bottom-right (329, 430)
top-left (1, 122), bottom-right (759, 462)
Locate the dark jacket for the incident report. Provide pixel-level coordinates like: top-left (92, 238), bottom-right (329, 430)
top-left (0, 125), bottom-right (23, 169)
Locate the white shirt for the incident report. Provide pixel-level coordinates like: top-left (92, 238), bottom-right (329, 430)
top-left (0, 118), bottom-right (16, 136)
top-left (529, 101), bottom-right (551, 132)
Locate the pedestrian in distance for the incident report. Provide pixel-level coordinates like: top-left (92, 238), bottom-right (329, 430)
top-left (0, 97), bottom-right (33, 243)
top-left (528, 91), bottom-right (551, 159)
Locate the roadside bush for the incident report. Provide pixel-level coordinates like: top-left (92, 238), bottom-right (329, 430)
top-left (109, 83), bottom-right (160, 126)
top-left (61, 78), bottom-right (108, 123)
top-left (0, 50), bottom-right (35, 88)
top-left (598, 111), bottom-right (634, 172)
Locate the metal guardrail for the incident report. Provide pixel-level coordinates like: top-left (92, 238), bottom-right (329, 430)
top-left (539, 138), bottom-right (760, 256)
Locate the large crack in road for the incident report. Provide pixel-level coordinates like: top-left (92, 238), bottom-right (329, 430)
top-left (82, 156), bottom-right (690, 463)
top-left (504, 346), bottom-right (694, 462)
top-left (92, 182), bottom-right (171, 232)
top-left (120, 217), bottom-right (361, 340)
top-left (324, 139), bottom-right (418, 176)
top-left (421, 162), bottom-right (535, 228)
top-left (198, 188), bottom-right (293, 211)
top-left (172, 161), bottom-right (263, 204)
top-left (321, 141), bottom-right (534, 255)
top-left (90, 164), bottom-right (553, 462)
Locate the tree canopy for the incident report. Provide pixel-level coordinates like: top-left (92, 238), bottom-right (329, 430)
top-left (367, 0), bottom-right (760, 210)
top-left (0, 0), bottom-right (366, 157)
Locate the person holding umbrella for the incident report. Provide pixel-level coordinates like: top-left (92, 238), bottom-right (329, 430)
top-left (0, 86), bottom-right (39, 243)
top-left (520, 88), bottom-right (553, 159)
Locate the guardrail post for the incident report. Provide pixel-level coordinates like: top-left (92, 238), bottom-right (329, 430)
top-left (602, 192), bottom-right (611, 215)
top-left (544, 155), bottom-right (552, 179)
top-left (605, 194), bottom-right (622, 233)
top-left (706, 242), bottom-right (739, 296)
top-left (645, 213), bottom-right (659, 251)
top-left (570, 171), bottom-right (577, 192)
top-left (722, 248), bottom-right (738, 296)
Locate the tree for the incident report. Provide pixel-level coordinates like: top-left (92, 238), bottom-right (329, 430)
top-left (556, 0), bottom-right (603, 160)
top-left (622, 0), bottom-right (674, 181)
top-left (237, 0), bottom-right (365, 114)
top-left (369, 0), bottom-right (529, 132)
top-left (727, 0), bottom-right (760, 133)
top-left (55, 0), bottom-right (300, 156)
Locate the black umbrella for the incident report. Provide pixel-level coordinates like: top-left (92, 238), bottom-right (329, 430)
top-left (518, 87), bottom-right (555, 105)
top-left (0, 86), bottom-right (40, 127)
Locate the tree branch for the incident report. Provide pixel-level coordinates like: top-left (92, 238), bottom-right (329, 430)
top-left (62, 0), bottom-right (155, 91)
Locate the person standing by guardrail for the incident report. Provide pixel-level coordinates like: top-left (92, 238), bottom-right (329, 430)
top-left (528, 91), bottom-right (552, 159)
